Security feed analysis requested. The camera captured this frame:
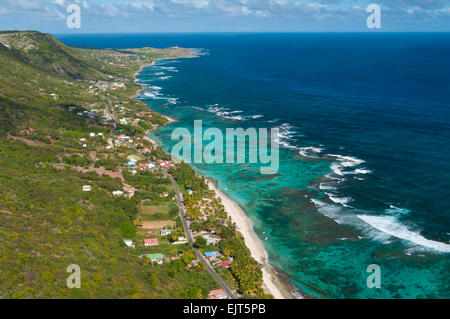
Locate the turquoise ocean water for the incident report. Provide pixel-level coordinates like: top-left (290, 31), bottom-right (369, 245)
top-left (58, 33), bottom-right (450, 298)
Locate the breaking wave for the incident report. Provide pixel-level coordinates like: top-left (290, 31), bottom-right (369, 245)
top-left (357, 215), bottom-right (450, 253)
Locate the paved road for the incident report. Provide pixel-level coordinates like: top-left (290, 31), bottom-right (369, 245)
top-left (165, 173), bottom-right (237, 300)
top-left (130, 143), bottom-right (237, 299)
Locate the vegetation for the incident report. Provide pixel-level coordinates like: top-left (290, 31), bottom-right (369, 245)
top-left (170, 163), bottom-right (266, 296)
top-left (0, 31), bottom-right (269, 299)
top-left (0, 31), bottom-right (218, 299)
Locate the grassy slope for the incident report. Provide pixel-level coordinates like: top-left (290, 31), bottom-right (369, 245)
top-left (0, 31), bottom-right (217, 299)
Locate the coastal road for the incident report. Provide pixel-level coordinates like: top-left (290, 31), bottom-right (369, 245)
top-left (165, 172), bottom-right (237, 300)
top-left (131, 144), bottom-right (237, 299)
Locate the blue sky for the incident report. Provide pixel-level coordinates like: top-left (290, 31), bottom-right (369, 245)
top-left (0, 0), bottom-right (449, 33)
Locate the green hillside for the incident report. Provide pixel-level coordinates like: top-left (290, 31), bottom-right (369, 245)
top-left (0, 31), bottom-right (218, 299)
top-left (0, 31), bottom-right (267, 299)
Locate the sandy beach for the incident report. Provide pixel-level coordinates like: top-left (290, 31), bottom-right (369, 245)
top-left (136, 61), bottom-right (294, 299)
top-left (206, 180), bottom-right (295, 299)
top-left (163, 115), bottom-right (175, 123)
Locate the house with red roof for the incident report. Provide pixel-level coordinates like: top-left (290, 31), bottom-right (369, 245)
top-left (157, 159), bottom-right (173, 169)
top-left (143, 238), bottom-right (159, 247)
top-left (208, 289), bottom-right (227, 299)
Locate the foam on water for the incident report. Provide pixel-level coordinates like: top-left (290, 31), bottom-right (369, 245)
top-left (273, 123), bottom-right (301, 149)
top-left (311, 198), bottom-right (360, 226)
top-left (357, 215), bottom-right (450, 253)
top-left (206, 106), bottom-right (264, 121)
top-left (299, 146), bottom-right (324, 158)
top-left (319, 183), bottom-right (337, 190)
top-left (327, 154), bottom-right (372, 177)
top-left (158, 66), bottom-right (179, 72)
top-left (326, 193), bottom-right (353, 206)
top-left (74, 33), bottom-right (450, 298)
top-left (142, 88), bottom-right (178, 104)
top-left (311, 196), bottom-right (448, 254)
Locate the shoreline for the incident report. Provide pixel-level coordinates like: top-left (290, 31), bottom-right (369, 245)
top-left (206, 179), bottom-right (296, 299)
top-left (134, 60), bottom-right (176, 125)
top-left (135, 59), bottom-right (296, 299)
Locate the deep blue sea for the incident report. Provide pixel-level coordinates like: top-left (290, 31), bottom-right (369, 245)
top-left (57, 33), bottom-right (450, 298)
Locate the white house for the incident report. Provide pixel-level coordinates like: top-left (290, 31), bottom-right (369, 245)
top-left (82, 185), bottom-right (92, 192)
top-left (161, 228), bottom-right (172, 236)
top-left (112, 190), bottom-right (124, 196)
top-left (172, 236), bottom-right (188, 245)
top-left (144, 238), bottom-right (159, 247)
top-left (203, 234), bottom-right (221, 246)
top-left (123, 239), bottom-right (135, 248)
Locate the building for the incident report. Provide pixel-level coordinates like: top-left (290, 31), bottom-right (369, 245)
top-left (218, 261), bottom-right (231, 268)
top-left (118, 134), bottom-right (130, 140)
top-left (82, 185), bottom-right (92, 192)
top-left (160, 228), bottom-right (172, 236)
top-left (208, 289), bottom-right (227, 299)
top-left (203, 234), bottom-right (221, 246)
top-left (123, 240), bottom-right (134, 248)
top-left (157, 160), bottom-right (173, 169)
top-left (112, 190), bottom-right (124, 196)
top-left (144, 253), bottom-right (164, 265)
top-left (138, 162), bottom-right (155, 170)
top-left (143, 238), bottom-right (159, 247)
top-left (204, 251), bottom-right (220, 261)
top-left (125, 161), bottom-right (137, 167)
top-left (172, 236), bottom-right (188, 245)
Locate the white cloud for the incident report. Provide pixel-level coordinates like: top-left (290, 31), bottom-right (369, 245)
top-left (52, 0), bottom-right (64, 7)
top-left (15, 0), bottom-right (41, 10)
top-left (1, 0), bottom-right (450, 32)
